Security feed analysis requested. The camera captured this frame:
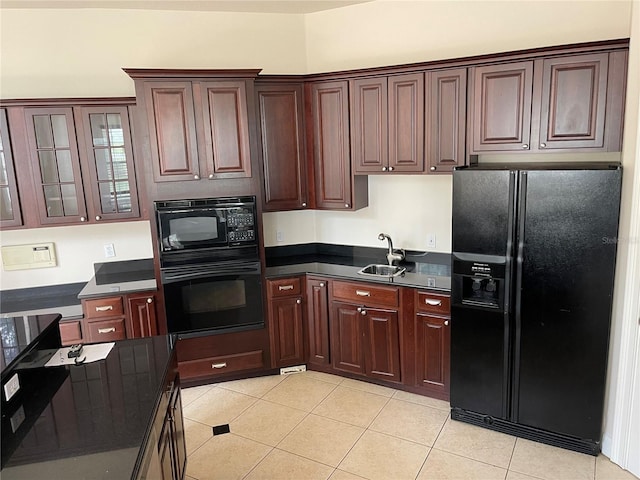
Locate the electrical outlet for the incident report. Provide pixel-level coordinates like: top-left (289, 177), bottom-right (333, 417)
top-left (3, 373), bottom-right (20, 402)
top-left (427, 233), bottom-right (436, 249)
top-left (276, 231), bottom-right (284, 242)
top-left (103, 243), bottom-right (116, 258)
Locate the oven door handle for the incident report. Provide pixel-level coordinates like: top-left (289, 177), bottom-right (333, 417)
top-left (161, 261), bottom-right (261, 284)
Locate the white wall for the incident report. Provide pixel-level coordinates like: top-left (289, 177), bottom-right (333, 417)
top-left (0, 9), bottom-right (307, 98)
top-left (0, 221), bottom-right (154, 290)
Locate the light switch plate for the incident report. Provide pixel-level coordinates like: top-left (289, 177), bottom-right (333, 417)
top-left (427, 233), bottom-right (436, 248)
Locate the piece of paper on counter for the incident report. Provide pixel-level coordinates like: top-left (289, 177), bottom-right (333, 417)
top-left (44, 343), bottom-right (115, 367)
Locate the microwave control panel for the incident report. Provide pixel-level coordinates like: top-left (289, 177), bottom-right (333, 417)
top-left (227, 207), bottom-right (256, 243)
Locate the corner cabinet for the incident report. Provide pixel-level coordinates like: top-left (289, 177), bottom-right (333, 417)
top-left (469, 50), bottom-right (627, 154)
top-left (2, 100), bottom-right (141, 228)
top-left (126, 70), bottom-right (256, 183)
top-left (307, 81), bottom-right (368, 211)
top-left (256, 82), bottom-right (309, 211)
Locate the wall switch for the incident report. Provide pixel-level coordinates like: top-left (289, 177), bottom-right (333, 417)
top-left (276, 231), bottom-right (284, 242)
top-left (427, 233), bottom-right (436, 249)
top-left (3, 373), bottom-right (20, 402)
top-left (103, 243), bottom-right (116, 258)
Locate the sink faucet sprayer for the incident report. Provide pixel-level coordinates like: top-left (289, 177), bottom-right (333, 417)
top-left (378, 233), bottom-right (405, 266)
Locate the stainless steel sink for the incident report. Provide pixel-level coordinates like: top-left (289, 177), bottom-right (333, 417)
top-left (357, 264), bottom-right (406, 278)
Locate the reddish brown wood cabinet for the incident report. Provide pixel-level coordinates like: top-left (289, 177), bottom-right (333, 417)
top-left (308, 81), bottom-right (368, 210)
top-left (266, 277), bottom-right (306, 368)
top-left (127, 70), bottom-right (255, 184)
top-left (329, 280), bottom-right (401, 383)
top-left (3, 101), bottom-right (140, 228)
top-left (0, 109), bottom-right (23, 228)
top-left (256, 82), bottom-right (309, 211)
top-left (126, 292), bottom-right (159, 338)
top-left (427, 68), bottom-right (467, 173)
top-left (469, 51), bottom-right (627, 154)
top-left (352, 73), bottom-right (424, 174)
top-left (411, 291), bottom-right (451, 399)
top-left (306, 276), bottom-right (330, 366)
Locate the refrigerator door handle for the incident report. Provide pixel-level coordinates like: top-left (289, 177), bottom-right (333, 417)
top-left (511, 171), bottom-right (528, 421)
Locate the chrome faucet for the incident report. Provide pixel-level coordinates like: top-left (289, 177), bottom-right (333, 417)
top-left (378, 233), bottom-right (405, 266)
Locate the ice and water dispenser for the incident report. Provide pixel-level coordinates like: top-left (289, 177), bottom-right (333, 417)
top-left (451, 257), bottom-right (506, 310)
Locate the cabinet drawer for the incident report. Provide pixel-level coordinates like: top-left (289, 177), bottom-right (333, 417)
top-left (85, 318), bottom-right (127, 342)
top-left (332, 280), bottom-right (399, 307)
top-left (416, 291), bottom-right (450, 315)
top-left (268, 277), bottom-right (302, 298)
top-left (59, 320), bottom-right (83, 346)
top-left (178, 350), bottom-right (264, 379)
top-left (83, 296), bottom-right (125, 319)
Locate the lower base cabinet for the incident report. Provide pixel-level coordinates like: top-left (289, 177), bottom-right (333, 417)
top-left (306, 277), bottom-right (330, 366)
top-left (266, 277), bottom-right (306, 368)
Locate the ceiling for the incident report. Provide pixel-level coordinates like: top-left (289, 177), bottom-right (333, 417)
top-left (0, 0), bottom-right (372, 13)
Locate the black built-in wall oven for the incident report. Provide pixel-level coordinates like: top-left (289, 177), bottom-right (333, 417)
top-left (155, 196), bottom-right (264, 338)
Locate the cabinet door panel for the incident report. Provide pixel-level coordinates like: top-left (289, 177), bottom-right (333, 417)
top-left (200, 81), bottom-right (252, 178)
top-left (306, 278), bottom-right (330, 366)
top-left (471, 62), bottom-right (533, 152)
top-left (388, 73), bottom-right (424, 172)
top-left (0, 108), bottom-right (23, 228)
top-left (79, 106), bottom-right (140, 221)
top-left (127, 292), bottom-right (159, 338)
top-left (24, 107), bottom-right (88, 225)
top-left (171, 388), bottom-right (187, 480)
top-left (257, 83), bottom-right (307, 211)
top-left (144, 81), bottom-right (200, 182)
top-left (415, 313), bottom-right (450, 395)
top-left (330, 302), bottom-right (365, 375)
top-left (352, 77), bottom-right (388, 173)
top-left (311, 81), bottom-right (353, 209)
top-left (270, 297), bottom-right (305, 367)
top-left (364, 308), bottom-right (401, 383)
top-left (428, 69), bottom-right (466, 173)
top-left (539, 53), bottom-right (608, 149)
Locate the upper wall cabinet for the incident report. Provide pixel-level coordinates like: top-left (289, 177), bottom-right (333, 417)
top-left (351, 73), bottom-right (425, 174)
top-left (0, 100), bottom-right (140, 229)
top-left (308, 80), bottom-right (368, 211)
top-left (128, 72), bottom-right (254, 183)
top-left (0, 109), bottom-right (23, 228)
top-left (426, 68), bottom-right (467, 173)
top-left (469, 50), bottom-right (627, 154)
top-left (255, 82), bottom-right (309, 212)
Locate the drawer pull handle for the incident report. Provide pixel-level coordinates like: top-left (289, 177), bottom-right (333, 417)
top-left (356, 290), bottom-right (371, 297)
top-left (212, 362), bottom-right (227, 369)
top-left (278, 285), bottom-right (295, 291)
top-left (95, 305), bottom-right (114, 312)
top-left (444, 320), bottom-right (449, 326)
top-left (425, 299), bottom-right (442, 306)
top-left (97, 327), bottom-right (116, 334)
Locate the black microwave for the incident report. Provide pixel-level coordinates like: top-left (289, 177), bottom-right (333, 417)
top-left (155, 196), bottom-right (258, 266)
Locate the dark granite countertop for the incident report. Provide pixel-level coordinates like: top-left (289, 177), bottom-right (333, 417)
top-left (264, 243), bottom-right (451, 291)
top-left (1, 335), bottom-right (176, 479)
top-left (0, 284), bottom-right (85, 320)
top-left (78, 259), bottom-right (157, 299)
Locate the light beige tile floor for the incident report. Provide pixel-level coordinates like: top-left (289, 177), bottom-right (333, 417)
top-left (182, 371), bottom-right (638, 480)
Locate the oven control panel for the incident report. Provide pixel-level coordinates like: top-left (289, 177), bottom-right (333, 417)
top-left (227, 207), bottom-right (256, 243)
top-left (228, 230), bottom-right (255, 242)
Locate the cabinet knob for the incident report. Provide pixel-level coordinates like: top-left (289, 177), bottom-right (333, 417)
top-left (382, 167), bottom-right (387, 171)
top-left (302, 202), bottom-right (307, 207)
top-left (95, 215), bottom-right (102, 221)
top-left (344, 204), bottom-right (350, 208)
top-left (430, 166), bottom-right (436, 172)
top-left (522, 144), bottom-right (529, 149)
top-left (540, 143), bottom-right (547, 148)
top-left (296, 298), bottom-right (302, 304)
top-left (208, 174), bottom-right (214, 179)
top-left (360, 309), bottom-right (367, 316)
top-left (80, 216), bottom-right (87, 222)
top-left (389, 166), bottom-right (394, 171)
top-left (444, 320), bottom-right (449, 326)
top-left (357, 307), bottom-right (362, 312)
top-left (194, 174), bottom-right (200, 180)
top-left (147, 298), bottom-right (153, 304)
top-left (319, 282), bottom-right (325, 287)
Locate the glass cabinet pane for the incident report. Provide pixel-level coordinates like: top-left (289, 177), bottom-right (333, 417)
top-left (0, 187), bottom-right (14, 220)
top-left (51, 115), bottom-right (70, 148)
top-left (90, 113), bottom-right (109, 147)
top-left (107, 114), bottom-right (124, 146)
top-left (94, 149), bottom-right (112, 181)
top-left (0, 152), bottom-right (7, 185)
top-left (34, 115), bottom-right (54, 148)
top-left (61, 184), bottom-right (79, 215)
top-left (99, 183), bottom-right (116, 213)
top-left (43, 185), bottom-right (63, 216)
top-left (0, 108), bottom-right (21, 226)
top-left (56, 150), bottom-right (74, 183)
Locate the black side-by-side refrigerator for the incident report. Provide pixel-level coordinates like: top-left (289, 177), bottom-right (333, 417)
top-left (450, 163), bottom-right (622, 455)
